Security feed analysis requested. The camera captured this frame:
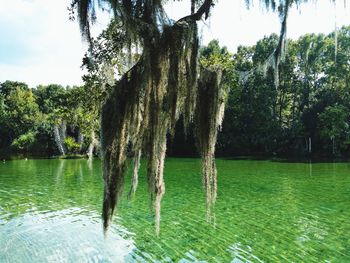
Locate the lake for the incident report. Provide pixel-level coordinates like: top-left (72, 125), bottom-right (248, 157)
top-left (0, 158), bottom-right (349, 262)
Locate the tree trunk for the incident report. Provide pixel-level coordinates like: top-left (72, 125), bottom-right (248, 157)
top-left (77, 128), bottom-right (84, 152)
top-left (305, 138), bottom-right (308, 152)
top-left (308, 137), bottom-right (312, 154)
top-left (87, 130), bottom-right (96, 159)
top-left (54, 123), bottom-right (66, 155)
top-left (59, 121), bottom-right (67, 143)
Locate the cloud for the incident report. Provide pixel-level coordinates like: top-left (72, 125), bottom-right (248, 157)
top-left (0, 0), bottom-right (88, 87)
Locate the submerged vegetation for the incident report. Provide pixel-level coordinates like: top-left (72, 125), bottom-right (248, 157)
top-left (2, 158), bottom-right (350, 261)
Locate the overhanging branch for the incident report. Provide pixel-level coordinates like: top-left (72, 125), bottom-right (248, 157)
top-left (177, 0), bottom-right (214, 23)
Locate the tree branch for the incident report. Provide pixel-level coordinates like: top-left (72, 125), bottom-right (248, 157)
top-left (177, 0), bottom-right (214, 23)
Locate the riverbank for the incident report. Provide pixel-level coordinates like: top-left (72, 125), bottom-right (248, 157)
top-left (1, 151), bottom-right (350, 164)
top-left (0, 153), bottom-right (89, 161)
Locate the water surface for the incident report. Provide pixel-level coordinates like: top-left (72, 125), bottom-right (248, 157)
top-left (0, 158), bottom-right (349, 262)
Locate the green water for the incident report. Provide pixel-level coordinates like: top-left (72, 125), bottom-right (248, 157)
top-left (0, 158), bottom-right (349, 262)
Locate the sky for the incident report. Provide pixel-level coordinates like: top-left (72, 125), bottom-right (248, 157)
top-left (0, 0), bottom-right (350, 87)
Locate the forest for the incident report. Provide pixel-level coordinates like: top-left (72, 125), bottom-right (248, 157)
top-left (1, 26), bottom-right (350, 159)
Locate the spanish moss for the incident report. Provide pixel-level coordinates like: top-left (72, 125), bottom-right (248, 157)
top-left (128, 149), bottom-right (141, 199)
top-left (100, 16), bottom-right (205, 232)
top-left (195, 67), bottom-right (229, 220)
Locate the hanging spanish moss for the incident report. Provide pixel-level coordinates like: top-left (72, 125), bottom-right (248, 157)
top-left (100, 17), bottom-right (203, 233)
top-left (53, 121), bottom-right (67, 155)
top-left (257, 0), bottom-right (290, 88)
top-left (334, 0), bottom-right (338, 64)
top-left (240, 0), bottom-right (292, 89)
top-left (195, 67), bottom-right (229, 220)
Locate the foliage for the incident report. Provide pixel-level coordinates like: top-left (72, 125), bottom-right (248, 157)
top-left (200, 40), bottom-right (233, 70)
top-left (64, 136), bottom-right (81, 154)
top-left (2, 25), bottom-right (350, 159)
top-left (319, 105), bottom-right (349, 154)
top-left (0, 82), bottom-right (99, 156)
top-left (0, 80), bottom-right (28, 97)
top-left (213, 26), bottom-right (350, 157)
top-left (11, 132), bottom-right (37, 151)
top-left (0, 86), bottom-right (41, 140)
top-left (319, 105), bottom-right (348, 140)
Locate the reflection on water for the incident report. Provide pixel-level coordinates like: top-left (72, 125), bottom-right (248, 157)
top-left (1, 209), bottom-right (134, 262)
top-left (296, 214), bottom-right (327, 243)
top-left (0, 158), bottom-right (350, 262)
top-left (228, 243), bottom-right (264, 263)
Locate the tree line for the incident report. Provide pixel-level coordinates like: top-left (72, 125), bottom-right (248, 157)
top-left (1, 26), bottom-right (350, 158)
top-left (0, 82), bottom-right (100, 158)
top-left (173, 26), bottom-right (350, 158)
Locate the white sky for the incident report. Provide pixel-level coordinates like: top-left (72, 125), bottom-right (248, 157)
top-left (0, 0), bottom-right (349, 87)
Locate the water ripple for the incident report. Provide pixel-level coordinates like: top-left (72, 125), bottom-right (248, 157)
top-left (0, 208), bottom-right (135, 263)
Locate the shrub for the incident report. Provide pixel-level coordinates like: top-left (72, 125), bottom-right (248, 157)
top-left (11, 131), bottom-right (36, 151)
top-left (64, 136), bottom-right (81, 154)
